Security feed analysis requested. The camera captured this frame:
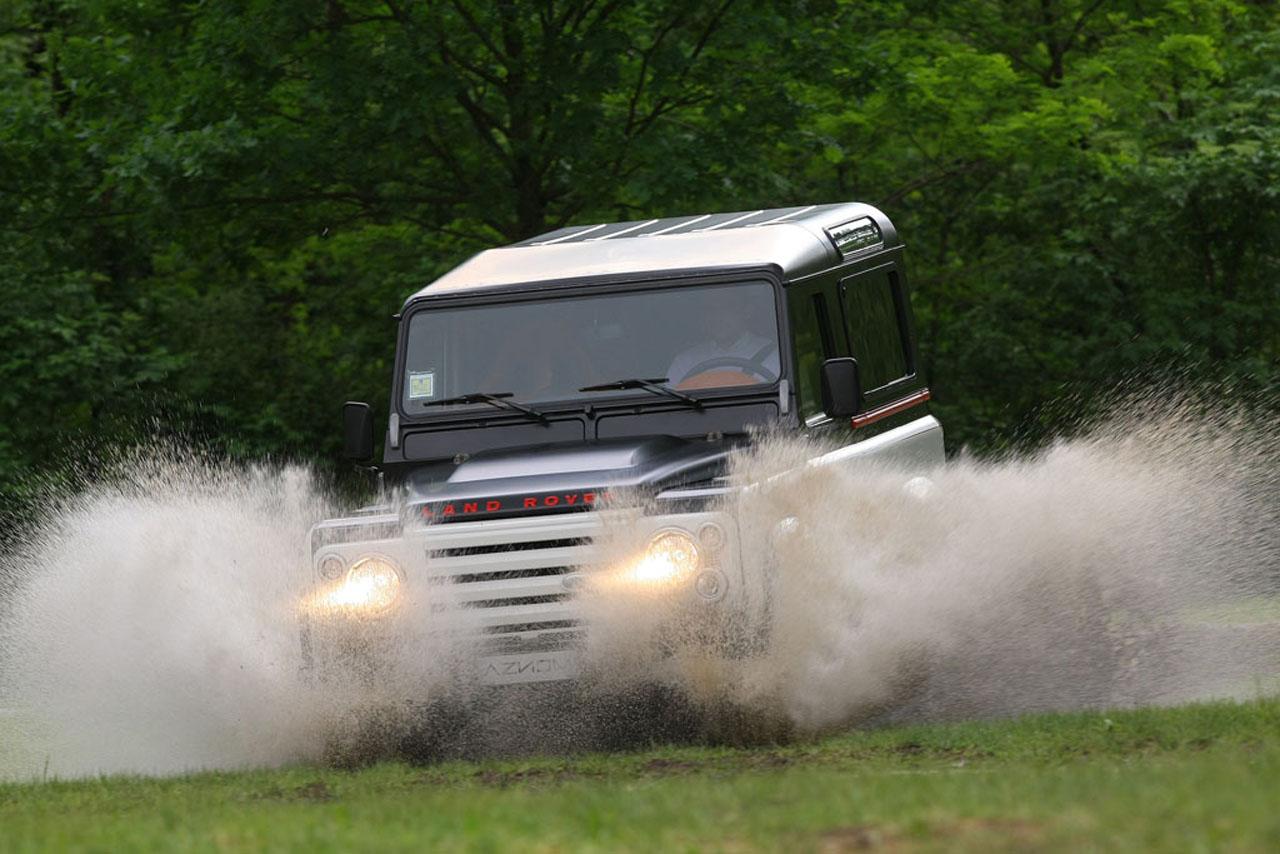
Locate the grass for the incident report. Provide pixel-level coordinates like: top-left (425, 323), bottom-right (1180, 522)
top-left (1, 698), bottom-right (1279, 852)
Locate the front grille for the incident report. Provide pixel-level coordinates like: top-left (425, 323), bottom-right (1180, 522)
top-left (421, 513), bottom-right (600, 652)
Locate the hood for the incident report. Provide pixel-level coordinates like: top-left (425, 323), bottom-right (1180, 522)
top-left (403, 435), bottom-right (735, 522)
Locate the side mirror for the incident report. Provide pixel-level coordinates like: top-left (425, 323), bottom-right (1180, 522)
top-left (820, 358), bottom-right (864, 418)
top-left (342, 401), bottom-right (375, 462)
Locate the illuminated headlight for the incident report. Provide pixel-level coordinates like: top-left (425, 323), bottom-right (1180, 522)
top-left (311, 555), bottom-right (403, 615)
top-left (629, 529), bottom-right (702, 585)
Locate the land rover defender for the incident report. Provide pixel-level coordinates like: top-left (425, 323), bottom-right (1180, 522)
top-left (300, 202), bottom-right (944, 696)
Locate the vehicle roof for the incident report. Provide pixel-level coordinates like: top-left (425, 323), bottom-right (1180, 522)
top-left (406, 202), bottom-right (898, 304)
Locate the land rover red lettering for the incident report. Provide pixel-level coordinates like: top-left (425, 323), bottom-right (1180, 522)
top-left (420, 491), bottom-right (607, 519)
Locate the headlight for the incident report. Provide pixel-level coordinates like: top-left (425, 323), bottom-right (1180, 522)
top-left (629, 529), bottom-right (702, 585)
top-left (310, 555), bottom-right (403, 615)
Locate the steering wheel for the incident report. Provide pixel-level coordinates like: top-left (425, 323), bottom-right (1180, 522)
top-left (675, 355), bottom-right (775, 390)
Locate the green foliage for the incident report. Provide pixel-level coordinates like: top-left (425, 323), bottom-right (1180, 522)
top-left (0, 0), bottom-right (1277, 503)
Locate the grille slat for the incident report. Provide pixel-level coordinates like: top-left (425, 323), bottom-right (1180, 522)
top-left (446, 565), bottom-right (570, 584)
top-left (425, 544), bottom-right (591, 576)
top-left (440, 573), bottom-right (572, 604)
top-left (423, 513), bottom-right (600, 549)
top-left (469, 601), bottom-right (578, 629)
top-left (467, 594), bottom-right (568, 609)
top-left (429, 538), bottom-right (586, 559)
top-left (484, 619), bottom-right (579, 635)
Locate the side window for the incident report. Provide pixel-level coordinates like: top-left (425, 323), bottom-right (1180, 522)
top-left (788, 287), bottom-right (837, 418)
top-left (840, 266), bottom-right (912, 392)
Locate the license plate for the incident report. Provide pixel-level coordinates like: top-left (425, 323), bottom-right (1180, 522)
top-left (477, 650), bottom-right (581, 685)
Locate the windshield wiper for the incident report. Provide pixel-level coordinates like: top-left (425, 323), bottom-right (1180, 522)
top-left (578, 377), bottom-right (703, 409)
top-left (422, 391), bottom-right (549, 424)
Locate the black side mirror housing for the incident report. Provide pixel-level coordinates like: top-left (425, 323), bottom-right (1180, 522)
top-left (820, 357), bottom-right (864, 419)
top-left (342, 401), bottom-right (375, 462)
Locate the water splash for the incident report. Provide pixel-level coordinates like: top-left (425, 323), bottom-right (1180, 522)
top-left (587, 394), bottom-right (1280, 735)
top-left (1, 394), bottom-right (1277, 778)
top-left (0, 454), bottom-right (339, 778)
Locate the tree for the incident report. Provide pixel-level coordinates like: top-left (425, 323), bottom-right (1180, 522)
top-left (1, 0), bottom-right (1276, 521)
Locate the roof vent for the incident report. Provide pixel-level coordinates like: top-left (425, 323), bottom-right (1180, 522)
top-left (826, 217), bottom-right (882, 258)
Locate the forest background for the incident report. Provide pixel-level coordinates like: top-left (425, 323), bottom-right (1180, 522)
top-left (2, 0), bottom-right (1277, 523)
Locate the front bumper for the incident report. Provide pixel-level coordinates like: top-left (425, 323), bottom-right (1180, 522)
top-left (301, 507), bottom-right (759, 689)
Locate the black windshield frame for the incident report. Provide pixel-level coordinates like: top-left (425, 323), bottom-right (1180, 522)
top-left (391, 268), bottom-right (791, 424)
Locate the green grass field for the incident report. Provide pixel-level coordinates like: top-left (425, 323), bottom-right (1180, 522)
top-left (2, 697), bottom-right (1278, 852)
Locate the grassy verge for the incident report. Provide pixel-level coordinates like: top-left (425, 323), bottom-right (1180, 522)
top-left (2, 698), bottom-right (1278, 852)
top-left (1186, 596), bottom-right (1280, 626)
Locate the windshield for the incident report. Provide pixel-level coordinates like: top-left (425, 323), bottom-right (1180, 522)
top-left (401, 280), bottom-right (781, 414)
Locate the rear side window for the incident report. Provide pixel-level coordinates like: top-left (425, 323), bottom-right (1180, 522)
top-left (788, 288), bottom-right (837, 418)
top-left (840, 266), bottom-right (912, 391)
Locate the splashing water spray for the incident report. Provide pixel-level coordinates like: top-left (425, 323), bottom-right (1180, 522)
top-left (1, 396), bottom-right (1277, 779)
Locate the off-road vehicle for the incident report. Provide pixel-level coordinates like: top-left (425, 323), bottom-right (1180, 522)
top-left (300, 202), bottom-right (944, 704)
